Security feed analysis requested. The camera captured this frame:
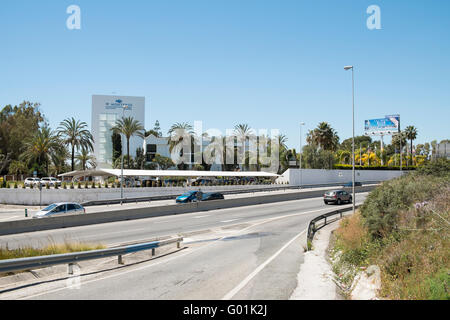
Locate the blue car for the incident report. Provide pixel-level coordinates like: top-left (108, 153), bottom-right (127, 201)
top-left (342, 181), bottom-right (363, 187)
top-left (176, 191), bottom-right (225, 203)
top-left (176, 191), bottom-right (199, 203)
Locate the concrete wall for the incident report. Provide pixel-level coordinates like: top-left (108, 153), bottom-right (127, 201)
top-left (0, 185), bottom-right (287, 206)
top-left (278, 169), bottom-right (405, 186)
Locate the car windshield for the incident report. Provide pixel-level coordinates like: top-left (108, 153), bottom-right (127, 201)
top-left (325, 192), bottom-right (335, 196)
top-left (42, 204), bottom-right (58, 211)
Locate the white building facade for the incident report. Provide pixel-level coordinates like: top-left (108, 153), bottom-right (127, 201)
top-left (92, 95), bottom-right (145, 168)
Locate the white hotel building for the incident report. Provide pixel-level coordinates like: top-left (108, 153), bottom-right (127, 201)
top-left (91, 95), bottom-right (145, 168)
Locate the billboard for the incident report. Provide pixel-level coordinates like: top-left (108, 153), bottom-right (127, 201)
top-left (364, 115), bottom-right (400, 135)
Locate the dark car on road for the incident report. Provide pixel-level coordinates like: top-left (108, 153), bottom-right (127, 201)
top-left (201, 192), bottom-right (225, 201)
top-left (342, 181), bottom-right (363, 188)
top-left (324, 190), bottom-right (353, 205)
top-left (176, 191), bottom-right (224, 203)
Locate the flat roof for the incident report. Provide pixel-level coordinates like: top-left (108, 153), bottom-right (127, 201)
top-left (59, 169), bottom-right (280, 180)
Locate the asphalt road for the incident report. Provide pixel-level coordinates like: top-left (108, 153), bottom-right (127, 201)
top-left (0, 184), bottom-right (373, 221)
top-left (0, 193), bottom-right (368, 300)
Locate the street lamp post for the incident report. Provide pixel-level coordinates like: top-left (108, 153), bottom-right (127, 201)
top-left (344, 66), bottom-right (356, 215)
top-left (300, 122), bottom-right (305, 188)
top-left (120, 105), bottom-right (129, 205)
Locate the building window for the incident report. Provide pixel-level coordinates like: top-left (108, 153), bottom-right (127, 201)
top-left (147, 144), bottom-right (157, 153)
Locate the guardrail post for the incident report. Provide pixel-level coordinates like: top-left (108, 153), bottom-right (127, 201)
top-left (118, 255), bottom-right (124, 265)
top-left (177, 241), bottom-right (181, 249)
top-left (324, 217), bottom-right (327, 225)
top-left (68, 263), bottom-right (74, 275)
top-left (152, 249), bottom-right (156, 256)
top-left (25, 209), bottom-right (28, 218)
top-left (340, 211), bottom-right (343, 219)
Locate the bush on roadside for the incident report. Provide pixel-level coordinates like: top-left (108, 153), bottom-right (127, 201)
top-left (332, 159), bottom-right (450, 300)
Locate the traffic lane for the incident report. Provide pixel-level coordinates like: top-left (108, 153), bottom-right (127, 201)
top-left (0, 184), bottom-right (375, 221)
top-left (27, 206), bottom-right (318, 300)
top-left (0, 194), bottom-right (367, 250)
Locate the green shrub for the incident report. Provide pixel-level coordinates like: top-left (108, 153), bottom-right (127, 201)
top-left (360, 175), bottom-right (445, 239)
top-left (416, 158), bottom-right (450, 178)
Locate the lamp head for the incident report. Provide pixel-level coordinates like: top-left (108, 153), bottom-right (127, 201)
top-left (344, 66), bottom-right (353, 71)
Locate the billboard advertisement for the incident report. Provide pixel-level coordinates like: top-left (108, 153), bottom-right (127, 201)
top-left (364, 115), bottom-right (400, 135)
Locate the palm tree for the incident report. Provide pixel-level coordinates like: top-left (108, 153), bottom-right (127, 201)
top-left (49, 145), bottom-right (70, 176)
top-left (111, 117), bottom-right (145, 168)
top-left (20, 126), bottom-right (61, 175)
top-left (404, 126), bottom-right (418, 166)
top-left (76, 147), bottom-right (96, 171)
top-left (167, 122), bottom-right (194, 170)
top-left (234, 124), bottom-right (255, 171)
top-left (167, 122), bottom-right (194, 152)
top-left (306, 122), bottom-right (339, 151)
top-left (57, 118), bottom-right (94, 171)
top-left (8, 160), bottom-right (28, 180)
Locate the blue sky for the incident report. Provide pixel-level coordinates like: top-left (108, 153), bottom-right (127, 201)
top-left (1, 0), bottom-right (449, 150)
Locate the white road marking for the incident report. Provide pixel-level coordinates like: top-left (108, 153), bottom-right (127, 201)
top-left (193, 215), bottom-right (211, 219)
top-left (0, 216), bottom-right (21, 222)
top-left (221, 219), bottom-right (240, 223)
top-left (222, 228), bottom-right (307, 300)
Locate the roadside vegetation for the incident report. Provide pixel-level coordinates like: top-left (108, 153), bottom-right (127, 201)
top-left (0, 241), bottom-right (106, 261)
top-left (331, 159), bottom-right (449, 300)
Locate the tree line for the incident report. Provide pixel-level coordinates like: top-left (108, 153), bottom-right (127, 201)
top-left (0, 102), bottom-right (445, 179)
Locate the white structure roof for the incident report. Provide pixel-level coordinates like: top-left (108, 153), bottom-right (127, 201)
top-left (59, 169), bottom-right (280, 180)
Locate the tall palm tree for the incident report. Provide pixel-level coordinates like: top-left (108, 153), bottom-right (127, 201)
top-left (49, 145), bottom-right (70, 176)
top-left (57, 118), bottom-right (94, 171)
top-left (167, 122), bottom-right (194, 152)
top-left (111, 117), bottom-right (145, 168)
top-left (167, 122), bottom-right (194, 170)
top-left (306, 122), bottom-right (339, 151)
top-left (234, 124), bottom-right (255, 171)
top-left (404, 126), bottom-right (418, 166)
top-left (20, 126), bottom-right (61, 175)
top-left (76, 147), bottom-right (96, 171)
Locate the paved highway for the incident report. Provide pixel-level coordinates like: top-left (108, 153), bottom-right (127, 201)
top-left (0, 185), bottom-right (374, 222)
top-left (0, 193), bottom-right (368, 300)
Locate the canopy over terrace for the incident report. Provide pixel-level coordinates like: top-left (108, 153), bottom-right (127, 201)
top-left (58, 169), bottom-right (280, 181)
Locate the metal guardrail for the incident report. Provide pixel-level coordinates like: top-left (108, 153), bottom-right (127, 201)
top-left (306, 205), bottom-right (361, 250)
top-left (0, 237), bottom-right (183, 275)
top-left (81, 182), bottom-right (381, 207)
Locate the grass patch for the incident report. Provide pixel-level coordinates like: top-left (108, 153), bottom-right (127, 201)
top-left (0, 241), bottom-right (106, 261)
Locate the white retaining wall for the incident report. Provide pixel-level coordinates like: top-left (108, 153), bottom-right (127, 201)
top-left (0, 185), bottom-right (284, 206)
top-left (278, 169), bottom-right (405, 186)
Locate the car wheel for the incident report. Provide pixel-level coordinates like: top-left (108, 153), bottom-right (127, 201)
top-left (349, 197), bottom-right (353, 203)
top-left (324, 201), bottom-right (328, 205)
top-left (337, 199), bottom-right (342, 205)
